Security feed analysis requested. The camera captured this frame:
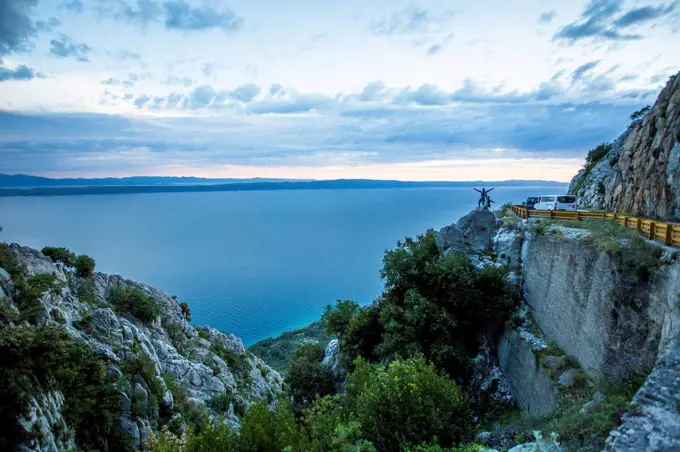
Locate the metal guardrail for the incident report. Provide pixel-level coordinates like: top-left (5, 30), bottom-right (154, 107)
top-left (511, 205), bottom-right (680, 247)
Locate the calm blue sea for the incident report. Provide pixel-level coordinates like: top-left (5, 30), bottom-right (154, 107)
top-left (0, 186), bottom-right (565, 345)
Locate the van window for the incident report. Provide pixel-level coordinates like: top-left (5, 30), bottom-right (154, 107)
top-left (557, 196), bottom-right (576, 203)
top-left (527, 197), bottom-right (540, 203)
top-left (541, 196), bottom-right (555, 202)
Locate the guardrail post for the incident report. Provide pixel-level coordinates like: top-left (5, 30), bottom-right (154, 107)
top-left (649, 222), bottom-right (656, 240)
top-left (636, 218), bottom-right (642, 232)
top-left (576, 211), bottom-right (580, 221)
top-left (624, 217), bottom-right (629, 228)
top-left (524, 208), bottom-right (528, 220)
top-left (549, 210), bottom-right (553, 219)
top-left (665, 224), bottom-right (673, 246)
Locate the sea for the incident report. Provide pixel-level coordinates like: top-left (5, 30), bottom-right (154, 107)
top-left (0, 186), bottom-right (565, 345)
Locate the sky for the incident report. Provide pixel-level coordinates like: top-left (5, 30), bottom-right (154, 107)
top-left (0, 0), bottom-right (678, 181)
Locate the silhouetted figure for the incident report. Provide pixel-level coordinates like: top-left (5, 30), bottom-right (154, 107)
top-left (474, 187), bottom-right (494, 207)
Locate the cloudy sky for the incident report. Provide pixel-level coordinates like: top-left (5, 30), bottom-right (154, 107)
top-left (0, 0), bottom-right (678, 181)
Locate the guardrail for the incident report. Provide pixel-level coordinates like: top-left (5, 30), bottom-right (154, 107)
top-left (511, 205), bottom-right (680, 247)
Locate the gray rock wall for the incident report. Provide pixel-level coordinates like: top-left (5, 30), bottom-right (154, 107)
top-left (521, 231), bottom-right (680, 380)
top-left (497, 329), bottom-right (556, 417)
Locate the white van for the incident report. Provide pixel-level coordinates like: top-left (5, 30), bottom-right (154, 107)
top-left (534, 195), bottom-right (578, 211)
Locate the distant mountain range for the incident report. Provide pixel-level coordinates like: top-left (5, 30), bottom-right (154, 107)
top-left (0, 174), bottom-right (566, 197)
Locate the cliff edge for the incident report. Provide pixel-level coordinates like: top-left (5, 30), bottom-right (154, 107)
top-left (569, 72), bottom-right (680, 220)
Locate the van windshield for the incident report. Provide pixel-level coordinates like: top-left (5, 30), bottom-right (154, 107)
top-left (541, 196), bottom-right (555, 202)
top-left (557, 196), bottom-right (576, 203)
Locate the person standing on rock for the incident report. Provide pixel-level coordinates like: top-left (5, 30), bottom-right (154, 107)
top-left (474, 187), bottom-right (494, 208)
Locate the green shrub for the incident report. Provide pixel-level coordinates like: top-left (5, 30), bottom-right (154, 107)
top-left (239, 401), bottom-right (307, 452)
top-left (341, 305), bottom-right (383, 365)
top-left (597, 182), bottom-right (606, 195)
top-left (321, 299), bottom-right (361, 336)
top-left (162, 374), bottom-right (209, 434)
top-left (108, 286), bottom-right (161, 324)
top-left (76, 277), bottom-right (100, 306)
top-left (584, 143), bottom-right (612, 174)
top-left (0, 296), bottom-right (18, 323)
top-left (629, 105), bottom-right (650, 122)
top-left (0, 243), bottom-right (25, 282)
top-left (375, 234), bottom-right (517, 378)
top-left (285, 344), bottom-right (336, 412)
top-left (210, 342), bottom-right (252, 386)
top-left (0, 326), bottom-right (129, 451)
top-left (530, 221), bottom-right (549, 234)
top-left (209, 392), bottom-right (233, 413)
top-left (179, 302), bottom-right (191, 321)
top-left (345, 356), bottom-right (473, 451)
top-left (74, 254), bottom-right (96, 278)
top-left (15, 274), bottom-right (62, 323)
top-left (41, 247), bottom-right (76, 267)
top-left (257, 363), bottom-right (269, 379)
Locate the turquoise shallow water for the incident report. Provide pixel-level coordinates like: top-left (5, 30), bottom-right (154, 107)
top-left (0, 186), bottom-right (565, 345)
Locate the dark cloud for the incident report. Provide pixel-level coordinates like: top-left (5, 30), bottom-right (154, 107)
top-left (426, 44), bottom-right (442, 55)
top-left (554, 0), bottom-right (676, 43)
top-left (163, 75), bottom-right (195, 86)
top-left (164, 0), bottom-right (242, 31)
top-left (571, 60), bottom-right (600, 82)
top-left (229, 84), bottom-right (260, 102)
top-left (108, 49), bottom-right (141, 61)
top-left (49, 34), bottom-right (92, 62)
top-left (59, 0), bottom-right (85, 13)
top-left (538, 11), bottom-right (556, 23)
top-left (613, 3), bottom-right (676, 28)
top-left (0, 62), bottom-right (42, 82)
top-left (0, 0), bottom-right (39, 55)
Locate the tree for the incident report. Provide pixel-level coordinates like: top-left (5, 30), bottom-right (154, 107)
top-left (345, 356), bottom-right (472, 451)
top-left (584, 143), bottom-right (613, 174)
top-left (108, 286), bottom-right (161, 324)
top-left (321, 299), bottom-right (361, 336)
top-left (629, 105), bottom-right (651, 122)
top-left (74, 254), bottom-right (96, 278)
top-left (179, 302), bottom-right (191, 321)
top-left (41, 246), bottom-right (76, 267)
top-left (285, 344), bottom-right (336, 412)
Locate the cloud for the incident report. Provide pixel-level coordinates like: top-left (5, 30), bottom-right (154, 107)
top-left (538, 11), bottom-right (556, 23)
top-left (202, 63), bottom-right (216, 76)
top-left (164, 0), bottom-right (242, 31)
top-left (59, 0), bottom-right (85, 13)
top-left (554, 0), bottom-right (676, 43)
top-left (49, 34), bottom-right (92, 62)
top-left (0, 62), bottom-right (42, 82)
top-left (571, 60), bottom-right (600, 82)
top-left (108, 49), bottom-right (141, 61)
top-left (98, 0), bottom-right (243, 32)
top-left (101, 77), bottom-right (135, 87)
top-left (371, 6), bottom-right (432, 35)
top-left (613, 3), bottom-right (676, 28)
top-left (163, 75), bottom-right (195, 86)
top-left (229, 84), bottom-right (260, 102)
top-left (371, 6), bottom-right (455, 55)
top-left (0, 0), bottom-right (46, 56)
top-left (134, 94), bottom-right (151, 108)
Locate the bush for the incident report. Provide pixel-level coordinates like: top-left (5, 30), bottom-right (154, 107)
top-left (629, 105), bottom-right (650, 122)
top-left (285, 344), bottom-right (336, 412)
top-left (341, 305), bottom-right (383, 365)
top-left (584, 143), bottom-right (612, 174)
top-left (375, 234), bottom-right (517, 378)
top-left (108, 286), bottom-right (161, 324)
top-left (0, 326), bottom-right (129, 451)
top-left (179, 302), bottom-right (191, 321)
top-left (345, 356), bottom-right (473, 451)
top-left (209, 392), bottom-right (233, 413)
top-left (0, 243), bottom-right (25, 282)
top-left (41, 246), bottom-right (76, 267)
top-left (162, 374), bottom-right (209, 434)
top-left (74, 254), bottom-right (96, 278)
top-left (321, 299), bottom-right (361, 336)
top-left (0, 296), bottom-right (18, 323)
top-left (239, 401), bottom-right (307, 452)
top-left (15, 274), bottom-right (63, 323)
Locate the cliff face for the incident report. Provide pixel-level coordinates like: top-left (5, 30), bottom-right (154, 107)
top-left (569, 73), bottom-right (680, 220)
top-left (0, 245), bottom-right (282, 451)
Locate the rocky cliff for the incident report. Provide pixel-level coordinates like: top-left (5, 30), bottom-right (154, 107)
top-left (433, 207), bottom-right (680, 451)
top-left (569, 72), bottom-right (680, 220)
top-left (0, 244), bottom-right (282, 451)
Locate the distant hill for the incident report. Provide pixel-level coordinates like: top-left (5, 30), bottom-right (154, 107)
top-left (0, 174), bottom-right (296, 188)
top-left (0, 177), bottom-right (566, 197)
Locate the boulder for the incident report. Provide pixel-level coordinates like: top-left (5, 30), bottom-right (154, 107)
top-left (436, 208), bottom-right (499, 254)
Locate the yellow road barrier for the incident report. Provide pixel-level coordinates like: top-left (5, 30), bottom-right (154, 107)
top-left (511, 206), bottom-right (680, 247)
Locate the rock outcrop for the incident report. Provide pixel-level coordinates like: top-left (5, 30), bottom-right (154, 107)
top-left (436, 208), bottom-right (498, 254)
top-left (1, 244), bottom-right (282, 451)
top-left (569, 72), bottom-right (680, 220)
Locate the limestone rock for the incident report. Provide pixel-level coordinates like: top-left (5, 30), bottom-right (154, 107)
top-left (15, 391), bottom-right (77, 452)
top-left (569, 72), bottom-right (680, 220)
top-left (436, 208), bottom-right (499, 254)
top-left (497, 329), bottom-right (557, 417)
